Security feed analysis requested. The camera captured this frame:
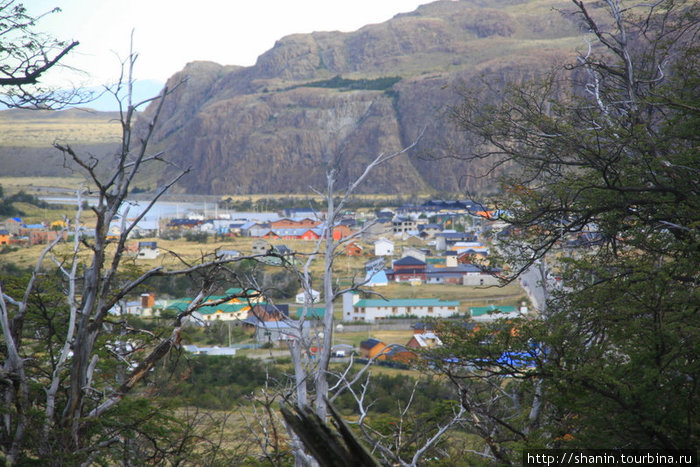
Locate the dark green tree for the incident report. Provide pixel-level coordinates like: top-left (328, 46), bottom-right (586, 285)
top-left (436, 0), bottom-right (699, 459)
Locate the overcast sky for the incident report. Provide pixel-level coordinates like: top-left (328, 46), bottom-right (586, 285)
top-left (29, 0), bottom-right (431, 88)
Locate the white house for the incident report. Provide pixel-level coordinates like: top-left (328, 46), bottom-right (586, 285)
top-left (342, 293), bottom-right (460, 322)
top-left (137, 241), bottom-right (159, 259)
top-left (374, 238), bottom-right (395, 256)
top-left (296, 289), bottom-right (321, 304)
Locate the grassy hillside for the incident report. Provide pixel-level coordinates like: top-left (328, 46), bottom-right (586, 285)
top-left (0, 108), bottom-right (121, 147)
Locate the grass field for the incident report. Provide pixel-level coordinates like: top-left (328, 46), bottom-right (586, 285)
top-left (0, 176), bottom-right (92, 192)
top-left (0, 110), bottom-right (121, 147)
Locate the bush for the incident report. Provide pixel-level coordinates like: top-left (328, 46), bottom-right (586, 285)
top-left (184, 231), bottom-right (209, 243)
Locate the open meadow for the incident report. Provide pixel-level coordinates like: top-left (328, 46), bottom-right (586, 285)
top-left (0, 109), bottom-right (121, 148)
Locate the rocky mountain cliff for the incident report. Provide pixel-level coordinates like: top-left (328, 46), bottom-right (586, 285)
top-left (141, 0), bottom-right (585, 195)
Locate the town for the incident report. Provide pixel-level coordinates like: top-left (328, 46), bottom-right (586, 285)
top-left (1, 195), bottom-right (542, 363)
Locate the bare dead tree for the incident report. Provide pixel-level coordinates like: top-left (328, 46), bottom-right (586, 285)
top-left (0, 0), bottom-right (88, 108)
top-left (0, 44), bottom-right (279, 464)
top-left (261, 131), bottom-right (428, 465)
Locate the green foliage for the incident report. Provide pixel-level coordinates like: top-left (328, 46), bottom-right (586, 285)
top-left (184, 230), bottom-right (209, 243)
top-left (0, 188), bottom-right (58, 216)
top-left (162, 355), bottom-right (284, 410)
top-left (332, 372), bottom-right (462, 462)
top-left (295, 75), bottom-right (401, 92)
top-left (444, 0), bottom-right (700, 456)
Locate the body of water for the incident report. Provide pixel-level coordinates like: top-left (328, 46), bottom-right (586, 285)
top-left (39, 196), bottom-right (280, 226)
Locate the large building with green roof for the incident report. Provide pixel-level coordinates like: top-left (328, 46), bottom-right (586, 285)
top-left (342, 293), bottom-right (460, 322)
top-left (164, 288), bottom-right (265, 323)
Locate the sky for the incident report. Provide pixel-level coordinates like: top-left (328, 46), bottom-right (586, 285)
top-left (29, 0), bottom-right (432, 88)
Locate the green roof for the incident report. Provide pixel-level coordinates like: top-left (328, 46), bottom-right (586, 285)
top-left (165, 295), bottom-right (265, 315)
top-left (225, 287), bottom-right (260, 297)
top-left (354, 299), bottom-right (460, 308)
top-left (165, 299), bottom-right (192, 312)
top-left (426, 257), bottom-right (446, 265)
top-left (296, 307), bottom-right (326, 319)
top-left (197, 303), bottom-right (251, 315)
top-left (469, 305), bottom-right (517, 317)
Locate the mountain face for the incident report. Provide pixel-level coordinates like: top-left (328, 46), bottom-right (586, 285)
top-left (141, 0), bottom-right (583, 195)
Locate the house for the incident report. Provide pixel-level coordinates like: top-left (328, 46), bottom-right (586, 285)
top-left (392, 217), bottom-right (417, 235)
top-left (192, 302), bottom-right (252, 322)
top-left (360, 338), bottom-right (387, 359)
top-left (383, 345), bottom-right (418, 364)
top-left (462, 266), bottom-right (501, 286)
top-left (331, 224), bottom-right (353, 240)
top-left (434, 232), bottom-right (478, 251)
top-left (364, 257), bottom-right (385, 273)
top-left (252, 239), bottom-right (270, 254)
top-left (137, 241), bottom-right (159, 259)
top-left (364, 269), bottom-right (388, 287)
top-left (445, 252), bottom-right (459, 267)
top-left (296, 289), bottom-right (321, 304)
top-left (424, 266), bottom-right (466, 285)
top-left (406, 332), bottom-right (443, 350)
top-left (389, 256), bottom-right (427, 282)
top-left (411, 322), bottom-right (437, 334)
top-left (227, 222), bottom-right (247, 236)
top-left (374, 238), bottom-right (395, 256)
top-left (0, 229), bottom-right (10, 245)
top-left (331, 344), bottom-right (354, 358)
top-left (457, 249), bottom-right (490, 265)
top-left (215, 249), bottom-right (241, 260)
top-left (345, 242), bottom-right (363, 256)
top-left (343, 293), bottom-right (460, 322)
top-left (300, 229), bottom-right (322, 240)
top-left (402, 247), bottom-right (427, 262)
top-left (141, 293), bottom-right (155, 308)
top-left (270, 218), bottom-right (320, 229)
top-left (131, 219), bottom-right (159, 238)
top-left (182, 345), bottom-right (237, 356)
top-left (20, 224), bottom-right (67, 246)
top-left (451, 241), bottom-right (489, 257)
top-left (249, 304), bottom-right (289, 322)
top-left (1, 218), bottom-right (22, 235)
top-left (248, 223), bottom-right (272, 237)
top-left (258, 244), bottom-right (296, 266)
top-left (109, 300), bottom-right (142, 316)
top-left (252, 320), bottom-right (310, 347)
top-left (166, 218), bottom-right (202, 230)
top-left (361, 220), bottom-right (392, 240)
top-left (166, 288), bottom-right (264, 323)
top-left (418, 223), bottom-right (443, 239)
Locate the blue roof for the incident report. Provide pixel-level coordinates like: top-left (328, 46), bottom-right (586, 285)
top-left (497, 351), bottom-right (536, 368)
top-left (360, 338), bottom-right (382, 349)
top-left (365, 269), bottom-right (388, 285)
top-left (394, 256), bottom-right (426, 266)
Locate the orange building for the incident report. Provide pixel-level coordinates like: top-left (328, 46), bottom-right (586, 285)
top-left (360, 338), bottom-right (387, 360)
top-left (345, 242), bottom-right (363, 256)
top-left (270, 218), bottom-right (320, 229)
